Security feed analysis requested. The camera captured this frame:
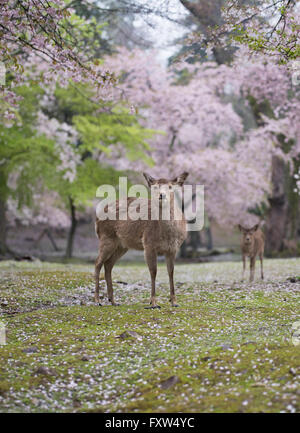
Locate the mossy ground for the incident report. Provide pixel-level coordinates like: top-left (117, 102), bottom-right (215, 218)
top-left (0, 258), bottom-right (299, 413)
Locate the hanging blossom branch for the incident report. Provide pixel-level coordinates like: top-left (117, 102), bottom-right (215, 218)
top-left (0, 0), bottom-right (116, 122)
top-left (67, 0), bottom-right (187, 25)
top-left (182, 0), bottom-right (299, 64)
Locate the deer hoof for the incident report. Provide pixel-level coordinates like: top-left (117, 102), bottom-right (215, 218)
top-left (172, 304), bottom-right (179, 308)
top-left (98, 303), bottom-right (102, 306)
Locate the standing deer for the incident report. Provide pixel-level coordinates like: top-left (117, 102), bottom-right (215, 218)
top-left (94, 172), bottom-right (189, 308)
top-left (238, 224), bottom-right (265, 282)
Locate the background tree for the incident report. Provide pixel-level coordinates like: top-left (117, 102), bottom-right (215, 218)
top-left (36, 83), bottom-right (155, 258)
top-left (0, 1), bottom-right (157, 257)
top-left (0, 84), bottom-right (59, 255)
top-left (0, 0), bottom-right (116, 119)
top-left (101, 46), bottom-right (300, 254)
top-left (1, 1), bottom-right (299, 259)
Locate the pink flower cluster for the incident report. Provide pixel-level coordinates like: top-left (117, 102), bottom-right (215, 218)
top-left (99, 47), bottom-right (299, 226)
top-left (0, 0), bottom-right (114, 119)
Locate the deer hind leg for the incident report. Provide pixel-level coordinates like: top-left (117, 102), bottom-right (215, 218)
top-left (165, 253), bottom-right (178, 307)
top-left (104, 246), bottom-right (128, 306)
top-left (259, 253), bottom-right (264, 280)
top-left (250, 256), bottom-right (256, 282)
top-left (144, 248), bottom-right (159, 308)
top-left (95, 255), bottom-right (104, 304)
top-left (94, 238), bottom-right (117, 304)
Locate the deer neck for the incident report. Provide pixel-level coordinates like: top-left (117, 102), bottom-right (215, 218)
top-left (157, 196), bottom-right (183, 221)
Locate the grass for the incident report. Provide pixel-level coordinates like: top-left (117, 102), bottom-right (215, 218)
top-left (0, 258), bottom-right (299, 413)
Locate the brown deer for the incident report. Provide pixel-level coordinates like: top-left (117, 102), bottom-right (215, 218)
top-left (94, 172), bottom-right (189, 308)
top-left (238, 224), bottom-right (265, 282)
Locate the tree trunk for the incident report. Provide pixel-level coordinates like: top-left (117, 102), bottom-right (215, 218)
top-left (65, 197), bottom-right (77, 259)
top-left (179, 0), bottom-right (235, 64)
top-left (0, 196), bottom-right (7, 256)
top-left (179, 239), bottom-right (187, 258)
top-left (286, 158), bottom-right (300, 243)
top-left (190, 228), bottom-right (201, 251)
top-left (206, 226), bottom-right (213, 250)
top-left (265, 155), bottom-right (288, 254)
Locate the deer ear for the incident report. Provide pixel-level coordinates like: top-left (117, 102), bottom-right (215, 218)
top-left (251, 224), bottom-right (259, 232)
top-left (173, 172), bottom-right (189, 186)
top-left (143, 172), bottom-right (155, 187)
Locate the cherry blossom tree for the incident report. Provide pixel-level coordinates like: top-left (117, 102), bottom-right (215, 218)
top-left (178, 0), bottom-right (299, 64)
top-left (100, 46), bottom-right (299, 251)
top-left (0, 0), bottom-right (115, 122)
top-left (1, 1), bottom-right (299, 257)
top-left (0, 83), bottom-right (62, 256)
top-left (1, 69), bottom-right (156, 257)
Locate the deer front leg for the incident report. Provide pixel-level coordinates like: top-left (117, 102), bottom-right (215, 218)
top-left (241, 254), bottom-right (246, 281)
top-left (104, 260), bottom-right (117, 306)
top-left (165, 253), bottom-right (178, 307)
top-left (259, 253), bottom-right (264, 280)
top-left (144, 248), bottom-right (159, 308)
top-left (250, 256), bottom-right (256, 282)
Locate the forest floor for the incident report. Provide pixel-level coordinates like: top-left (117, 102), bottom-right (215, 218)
top-left (0, 258), bottom-right (299, 413)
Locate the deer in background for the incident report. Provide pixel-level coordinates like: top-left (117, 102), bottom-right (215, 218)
top-left (238, 224), bottom-right (265, 282)
top-left (94, 172), bottom-right (189, 308)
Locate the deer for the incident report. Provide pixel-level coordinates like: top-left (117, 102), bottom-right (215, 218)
top-left (94, 172), bottom-right (189, 308)
top-left (238, 224), bottom-right (265, 282)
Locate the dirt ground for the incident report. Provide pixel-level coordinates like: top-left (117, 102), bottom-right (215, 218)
top-left (0, 258), bottom-right (299, 413)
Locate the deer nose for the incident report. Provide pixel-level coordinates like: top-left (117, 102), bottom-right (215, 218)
top-left (159, 193), bottom-right (166, 200)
